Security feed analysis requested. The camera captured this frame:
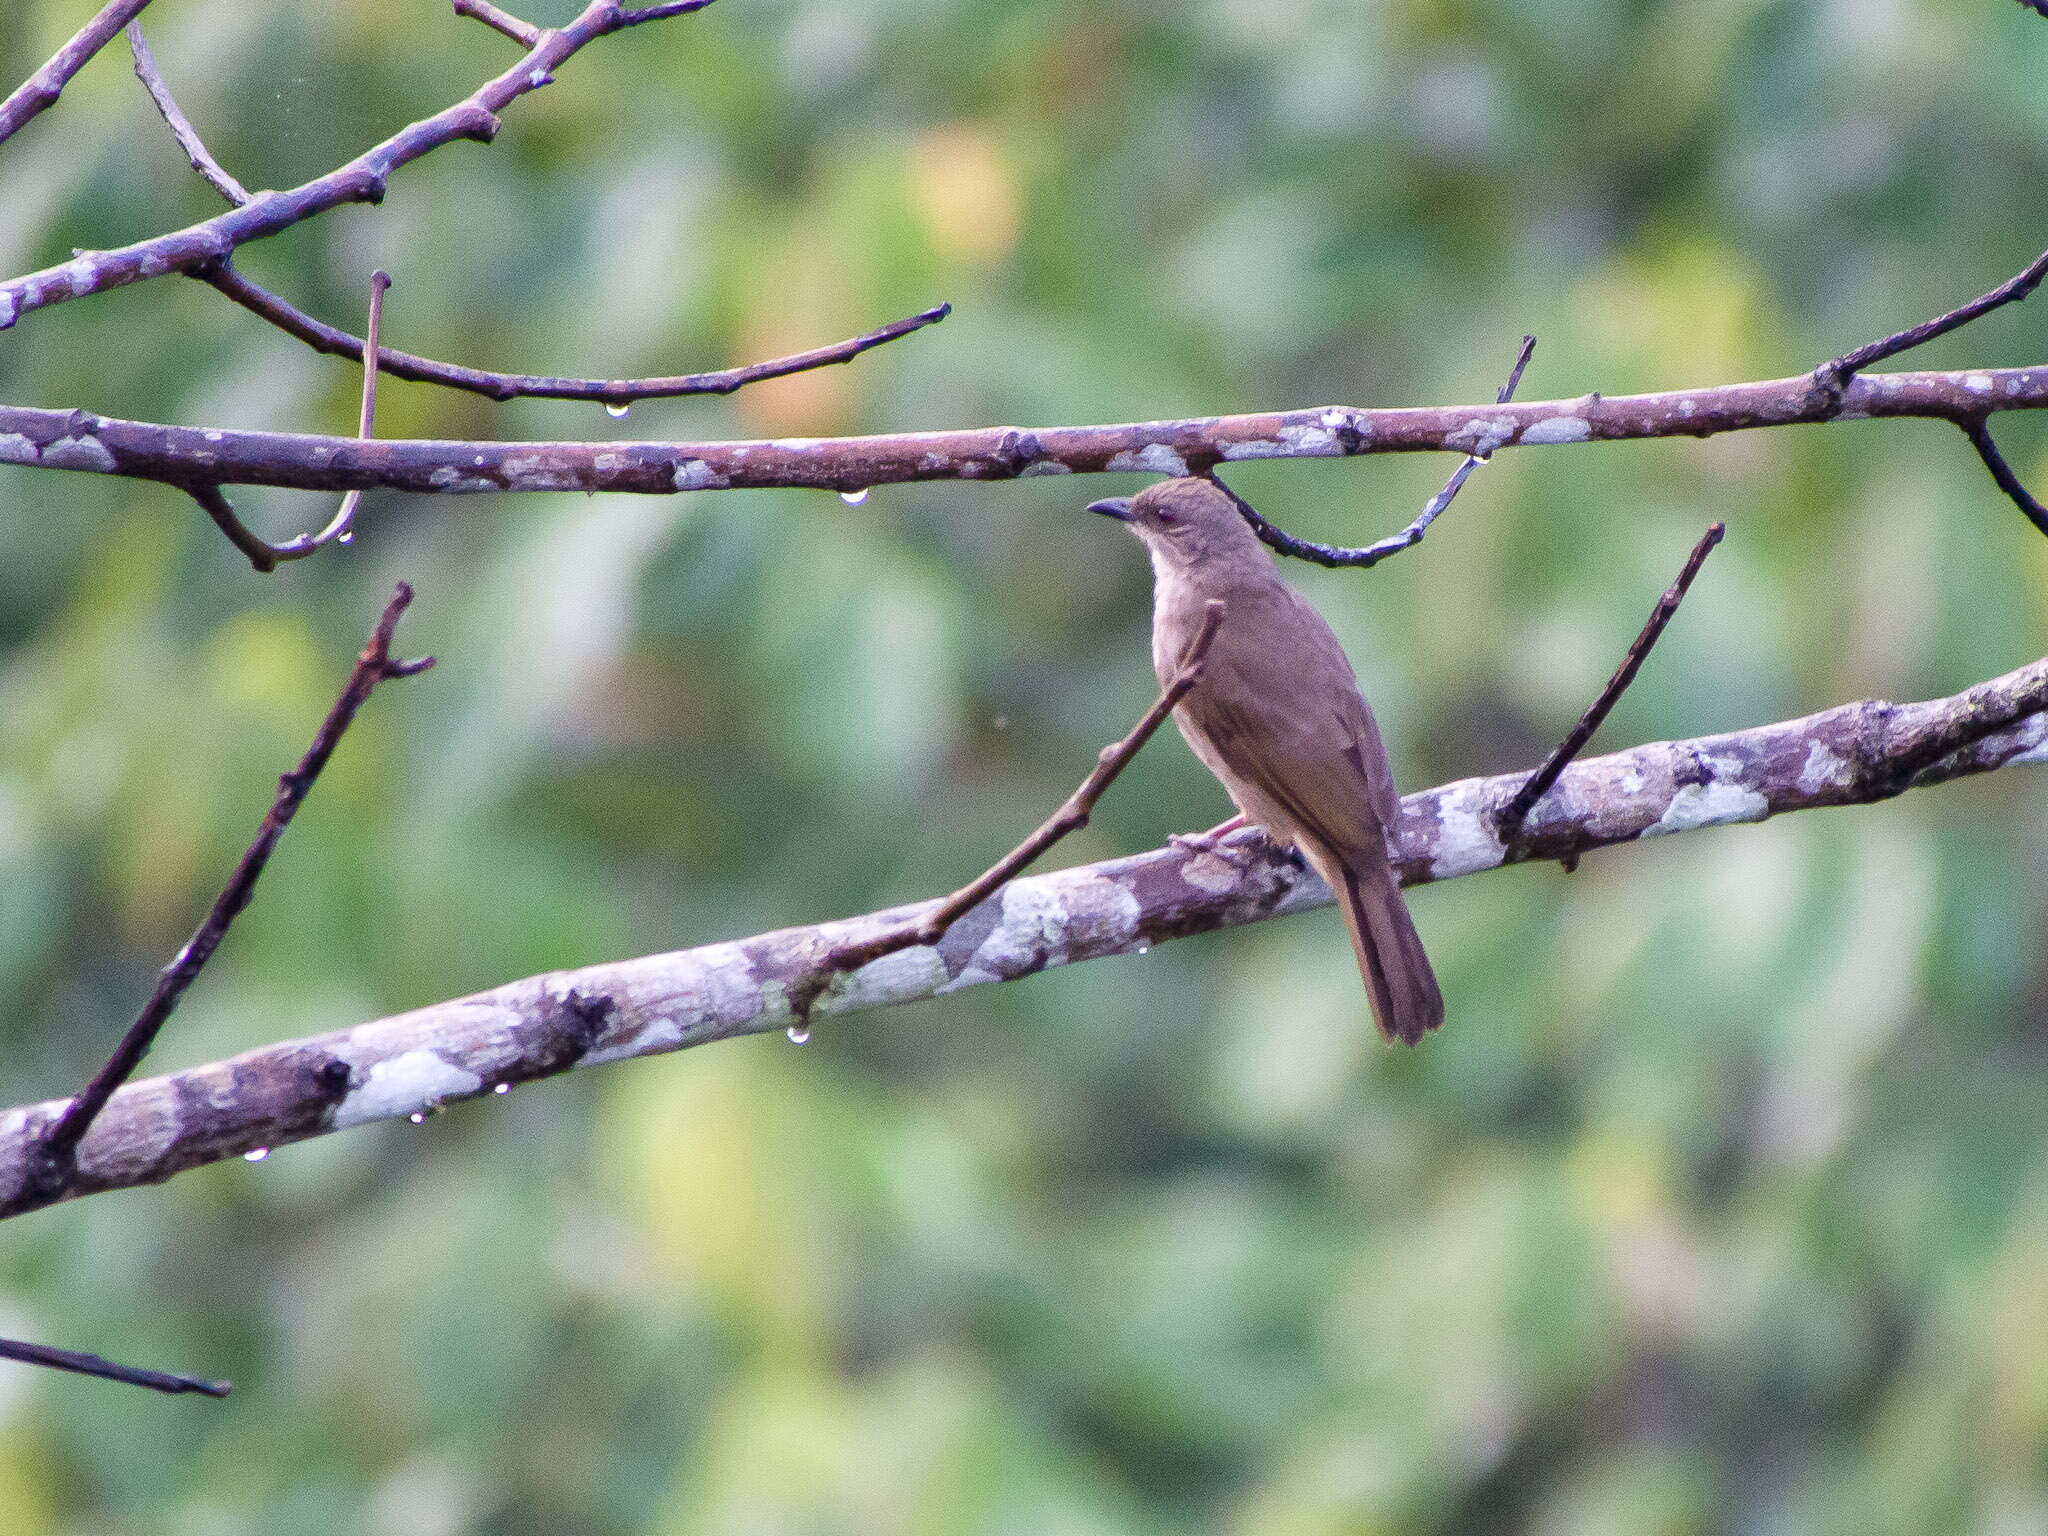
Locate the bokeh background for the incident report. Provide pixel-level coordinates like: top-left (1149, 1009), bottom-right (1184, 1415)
top-left (3, 0), bottom-right (2048, 1530)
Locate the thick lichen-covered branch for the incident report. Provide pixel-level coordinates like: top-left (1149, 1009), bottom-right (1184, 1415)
top-left (0, 652), bottom-right (2041, 1221)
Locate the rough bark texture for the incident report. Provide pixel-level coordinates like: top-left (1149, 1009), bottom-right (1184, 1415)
top-left (2, 367), bottom-right (2041, 499)
top-left (2, 654), bottom-right (2041, 1220)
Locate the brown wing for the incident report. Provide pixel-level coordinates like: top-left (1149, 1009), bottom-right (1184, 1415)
top-left (1177, 582), bottom-right (1401, 857)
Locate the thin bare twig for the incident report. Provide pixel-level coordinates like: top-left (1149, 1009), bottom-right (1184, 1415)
top-left (1497, 522), bottom-right (1726, 843)
top-left (25, 584), bottom-right (432, 1201)
top-left (0, 0), bottom-right (154, 147)
top-left (1960, 417), bottom-right (2048, 538)
top-left (789, 600), bottom-right (1229, 1020)
top-left (126, 21), bottom-right (248, 204)
top-left (1816, 245), bottom-right (2048, 396)
top-left (0, 1336), bottom-right (229, 1397)
top-left (451, 0), bottom-right (543, 48)
top-left (194, 271), bottom-right (391, 570)
top-left (1210, 335), bottom-right (1537, 570)
top-left (196, 263), bottom-right (950, 405)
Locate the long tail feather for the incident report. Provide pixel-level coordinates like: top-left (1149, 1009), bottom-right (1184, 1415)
top-left (1306, 842), bottom-right (1444, 1045)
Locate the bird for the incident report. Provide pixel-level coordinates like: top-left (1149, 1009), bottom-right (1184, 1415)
top-left (1088, 476), bottom-right (1443, 1044)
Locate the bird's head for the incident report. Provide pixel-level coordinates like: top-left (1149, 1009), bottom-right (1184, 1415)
top-left (1087, 476), bottom-right (1272, 576)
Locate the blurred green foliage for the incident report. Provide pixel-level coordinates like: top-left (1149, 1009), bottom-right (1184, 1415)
top-left (3, 0), bottom-right (2048, 1531)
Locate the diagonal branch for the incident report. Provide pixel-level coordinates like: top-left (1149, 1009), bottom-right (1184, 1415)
top-left (1, 650), bottom-right (2042, 1221)
top-left (197, 263), bottom-right (950, 406)
top-left (0, 0), bottom-right (719, 329)
top-left (1959, 416), bottom-right (2048, 538)
top-left (1497, 521), bottom-right (1725, 843)
top-left (1816, 245), bottom-right (2048, 396)
top-left (0, 0), bottom-right (154, 147)
top-left (22, 584), bottom-right (432, 1203)
top-left (0, 1336), bottom-right (228, 1397)
top-left (788, 599), bottom-right (1226, 1020)
top-left (4, 365), bottom-right (2045, 500)
top-left (126, 20), bottom-right (247, 204)
top-left (1214, 335), bottom-right (1537, 569)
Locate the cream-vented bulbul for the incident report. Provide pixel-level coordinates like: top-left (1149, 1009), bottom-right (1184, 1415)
top-left (1090, 476), bottom-right (1443, 1044)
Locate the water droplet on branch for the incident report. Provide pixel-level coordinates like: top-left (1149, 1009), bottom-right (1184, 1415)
top-left (605, 401), bottom-right (630, 419)
top-left (787, 1024), bottom-right (811, 1045)
top-left (493, 1082), bottom-right (511, 1094)
top-left (839, 488), bottom-right (869, 506)
top-left (243, 1147), bottom-right (269, 1162)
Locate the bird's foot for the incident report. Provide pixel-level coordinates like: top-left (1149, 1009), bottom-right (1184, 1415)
top-left (1168, 813), bottom-right (1248, 856)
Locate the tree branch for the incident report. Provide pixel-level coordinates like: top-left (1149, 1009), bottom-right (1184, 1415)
top-left (22, 584), bottom-right (431, 1203)
top-left (191, 270), bottom-right (393, 570)
top-left (1214, 335), bottom-right (1537, 569)
top-left (788, 599), bottom-right (1227, 1021)
top-left (1959, 416), bottom-right (2048, 537)
top-left (0, 0), bottom-right (718, 329)
top-left (3, 365), bottom-right (2045, 504)
top-left (0, 1337), bottom-right (228, 1398)
top-left (126, 20), bottom-right (248, 205)
top-left (196, 264), bottom-right (950, 406)
top-left (0, 0), bottom-right (154, 147)
top-left (1, 651), bottom-right (2041, 1220)
top-left (1497, 521), bottom-right (1725, 843)
top-left (110, 23), bottom-right (943, 412)
top-left (1815, 241), bottom-right (2048, 398)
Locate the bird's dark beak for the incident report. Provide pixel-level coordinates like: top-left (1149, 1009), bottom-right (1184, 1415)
top-left (1087, 497), bottom-right (1134, 522)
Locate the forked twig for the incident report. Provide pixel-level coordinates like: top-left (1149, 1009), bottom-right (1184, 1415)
top-left (26, 584), bottom-right (433, 1201)
top-left (788, 600), bottom-right (1228, 1020)
top-left (0, 0), bottom-right (728, 329)
top-left (1215, 335), bottom-right (1536, 570)
top-left (1816, 246), bottom-right (2048, 396)
top-left (1497, 522), bottom-right (1726, 844)
top-left (115, 27), bottom-right (948, 411)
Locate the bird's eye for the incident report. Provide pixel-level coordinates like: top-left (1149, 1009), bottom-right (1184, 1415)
top-left (1155, 509), bottom-right (1179, 527)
